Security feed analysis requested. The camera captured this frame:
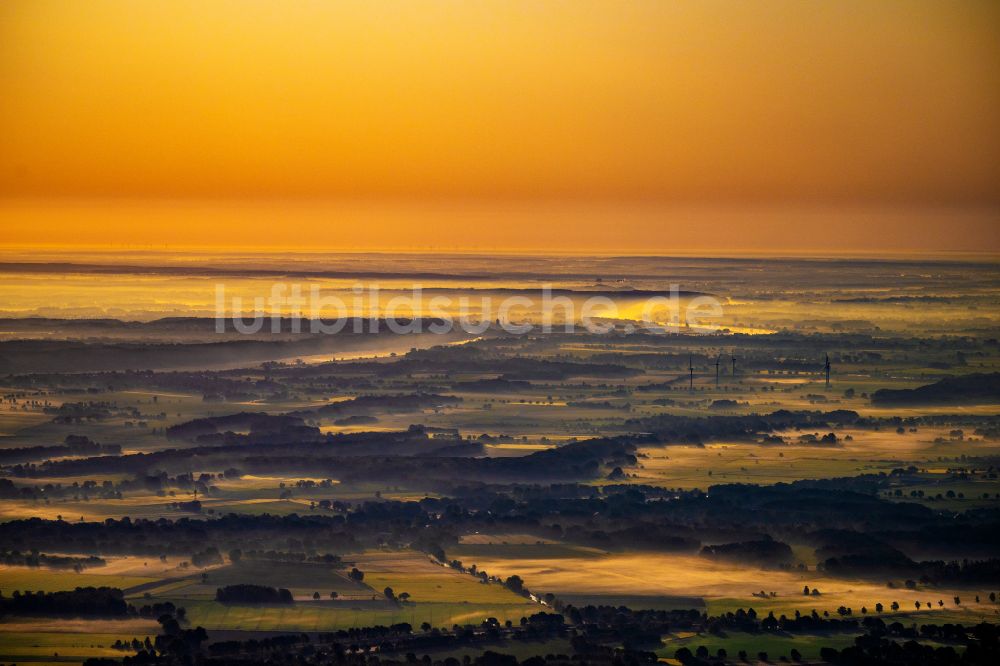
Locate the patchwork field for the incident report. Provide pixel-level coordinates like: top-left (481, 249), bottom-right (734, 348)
top-left (1, 254), bottom-right (999, 664)
top-left (108, 550), bottom-right (542, 633)
top-left (140, 560), bottom-right (369, 601)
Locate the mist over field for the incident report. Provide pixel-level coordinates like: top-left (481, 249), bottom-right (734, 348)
top-left (2, 1), bottom-right (999, 664)
top-left (1, 250), bottom-right (999, 665)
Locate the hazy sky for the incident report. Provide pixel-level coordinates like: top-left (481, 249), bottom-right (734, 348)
top-left (1, 1), bottom-right (998, 253)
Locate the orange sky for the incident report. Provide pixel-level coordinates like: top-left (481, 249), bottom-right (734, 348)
top-left (1, 1), bottom-right (998, 253)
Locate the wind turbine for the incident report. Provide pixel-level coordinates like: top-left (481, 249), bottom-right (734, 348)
top-left (688, 355), bottom-right (694, 391)
top-left (715, 353), bottom-right (722, 387)
top-left (824, 353), bottom-right (831, 388)
top-left (731, 354), bottom-right (737, 378)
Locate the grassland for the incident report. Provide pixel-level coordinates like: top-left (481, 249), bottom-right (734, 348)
top-left (0, 566), bottom-right (157, 594)
top-left (0, 619), bottom-right (159, 665)
top-left (117, 550), bottom-right (540, 632)
top-left (142, 560), bottom-right (369, 601)
top-left (1, 265), bottom-right (998, 663)
top-left (657, 630), bottom-right (867, 663)
top-left (174, 598), bottom-right (537, 632)
top-left (450, 545), bottom-right (1000, 622)
top-left (622, 427), bottom-right (1000, 492)
top-left (0, 631), bottom-right (140, 664)
top-left (353, 551), bottom-right (529, 605)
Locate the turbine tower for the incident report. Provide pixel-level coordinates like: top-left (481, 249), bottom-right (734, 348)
top-left (689, 355), bottom-right (694, 391)
top-left (824, 353), bottom-right (831, 388)
top-left (731, 354), bottom-right (737, 378)
top-left (715, 353), bottom-right (722, 387)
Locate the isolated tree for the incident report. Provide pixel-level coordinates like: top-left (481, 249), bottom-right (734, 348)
top-left (504, 575), bottom-right (524, 594)
top-left (875, 603), bottom-right (883, 613)
top-left (329, 591), bottom-right (338, 599)
top-left (313, 591), bottom-right (320, 600)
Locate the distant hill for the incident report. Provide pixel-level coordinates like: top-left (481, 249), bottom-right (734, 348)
top-left (871, 372), bottom-right (1000, 406)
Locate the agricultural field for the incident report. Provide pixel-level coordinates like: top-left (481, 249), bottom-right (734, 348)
top-left (0, 566), bottom-right (159, 595)
top-left (1, 255), bottom-right (999, 665)
top-left (446, 546), bottom-right (1000, 622)
top-left (625, 427), bottom-right (1000, 492)
top-left (0, 619), bottom-right (159, 665)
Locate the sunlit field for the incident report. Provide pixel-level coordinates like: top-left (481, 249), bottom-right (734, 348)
top-left (450, 545), bottom-right (999, 622)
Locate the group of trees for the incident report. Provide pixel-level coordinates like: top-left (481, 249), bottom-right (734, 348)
top-left (383, 587), bottom-right (411, 604)
top-left (214, 584), bottom-right (293, 604)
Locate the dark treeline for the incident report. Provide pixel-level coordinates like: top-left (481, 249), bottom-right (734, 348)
top-left (621, 408), bottom-right (1000, 446)
top-left (75, 604), bottom-right (1000, 666)
top-left (231, 548), bottom-right (342, 565)
top-left (699, 538), bottom-right (794, 567)
top-left (0, 434), bottom-right (120, 464)
top-left (815, 618), bottom-right (1000, 665)
top-left (4, 431), bottom-right (640, 483)
top-left (0, 586), bottom-right (129, 617)
top-left (0, 469), bottom-right (249, 502)
top-left (0, 514), bottom-right (361, 557)
top-left (0, 548), bottom-right (105, 570)
top-left (165, 395), bottom-right (463, 442)
top-left (872, 373), bottom-right (1000, 406)
top-left (3, 477), bottom-right (999, 565)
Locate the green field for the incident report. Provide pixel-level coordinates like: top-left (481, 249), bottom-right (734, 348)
top-left (175, 598), bottom-right (538, 632)
top-left (143, 560), bottom-right (370, 600)
top-left (0, 618), bottom-right (160, 665)
top-left (354, 550), bottom-right (535, 605)
top-left (381, 637), bottom-right (575, 662)
top-left (657, 630), bottom-right (864, 663)
top-left (131, 551), bottom-right (540, 631)
top-left (0, 632), bottom-right (141, 664)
